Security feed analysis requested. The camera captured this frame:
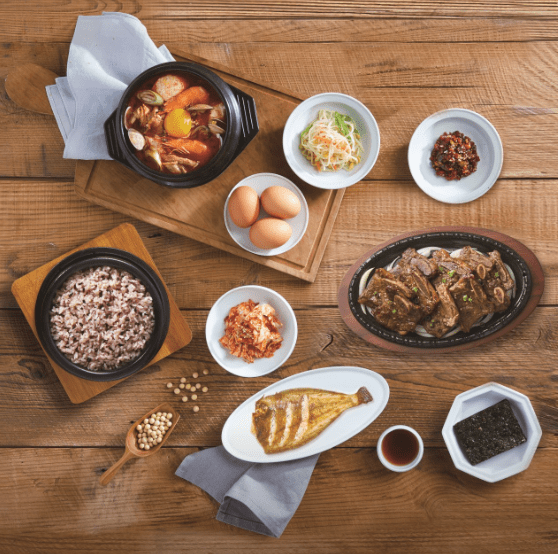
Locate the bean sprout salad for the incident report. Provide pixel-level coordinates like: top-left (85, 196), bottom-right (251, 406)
top-left (300, 109), bottom-right (363, 172)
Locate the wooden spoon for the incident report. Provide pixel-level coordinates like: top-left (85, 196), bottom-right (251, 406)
top-left (5, 63), bottom-right (57, 115)
top-left (99, 402), bottom-right (180, 486)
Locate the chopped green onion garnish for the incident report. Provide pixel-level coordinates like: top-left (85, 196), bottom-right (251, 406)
top-left (335, 112), bottom-right (351, 138)
top-left (495, 271), bottom-right (500, 277)
top-left (300, 122), bottom-right (313, 140)
top-left (413, 287), bottom-right (418, 293)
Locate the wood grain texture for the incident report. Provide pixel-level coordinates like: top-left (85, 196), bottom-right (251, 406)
top-left (2, 179), bottom-right (557, 308)
top-left (1, 447), bottom-right (557, 554)
top-left (2, 307), bottom-right (557, 447)
top-left (3, 1), bottom-right (558, 46)
top-left (2, 6), bottom-right (558, 552)
top-left (3, 19), bottom-right (558, 47)
top-left (4, 63), bottom-right (56, 115)
top-left (4, 39), bottom-right (558, 180)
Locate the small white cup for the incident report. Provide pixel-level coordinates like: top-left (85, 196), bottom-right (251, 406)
top-left (377, 425), bottom-right (424, 472)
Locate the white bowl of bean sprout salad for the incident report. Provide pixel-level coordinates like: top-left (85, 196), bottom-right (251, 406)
top-left (283, 93), bottom-right (380, 189)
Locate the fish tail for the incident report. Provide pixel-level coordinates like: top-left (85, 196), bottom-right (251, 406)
top-left (356, 387), bottom-right (373, 405)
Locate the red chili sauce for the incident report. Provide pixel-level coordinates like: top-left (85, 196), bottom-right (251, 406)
top-left (124, 72), bottom-right (225, 174)
top-left (430, 131), bottom-right (480, 181)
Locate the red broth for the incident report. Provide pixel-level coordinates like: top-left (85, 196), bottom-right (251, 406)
top-left (124, 72), bottom-right (225, 174)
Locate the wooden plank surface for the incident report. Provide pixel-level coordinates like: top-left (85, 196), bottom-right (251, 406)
top-left (2, 179), bottom-right (557, 308)
top-left (3, 1), bottom-right (558, 45)
top-left (2, 3), bottom-right (558, 553)
top-left (2, 307), bottom-right (558, 447)
top-left (4, 40), bottom-right (558, 181)
top-left (1, 447), bottom-right (557, 554)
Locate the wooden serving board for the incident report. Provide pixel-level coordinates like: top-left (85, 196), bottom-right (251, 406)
top-left (74, 49), bottom-right (345, 283)
top-left (11, 223), bottom-right (192, 404)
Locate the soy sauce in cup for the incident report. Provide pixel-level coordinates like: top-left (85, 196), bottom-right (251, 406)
top-left (377, 425), bottom-right (424, 472)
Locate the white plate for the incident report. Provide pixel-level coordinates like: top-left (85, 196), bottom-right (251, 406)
top-left (408, 108), bottom-right (503, 204)
top-left (224, 173), bottom-right (309, 256)
top-left (205, 285), bottom-right (297, 377)
top-left (442, 382), bottom-right (542, 483)
top-left (282, 93), bottom-right (380, 189)
top-left (222, 366), bottom-right (390, 463)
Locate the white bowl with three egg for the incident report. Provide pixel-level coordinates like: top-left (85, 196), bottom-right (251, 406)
top-left (224, 173), bottom-right (309, 256)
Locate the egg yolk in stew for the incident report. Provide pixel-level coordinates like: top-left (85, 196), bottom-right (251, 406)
top-left (164, 109), bottom-right (192, 137)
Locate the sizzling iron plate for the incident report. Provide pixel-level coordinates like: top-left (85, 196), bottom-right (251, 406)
top-left (338, 227), bottom-right (544, 352)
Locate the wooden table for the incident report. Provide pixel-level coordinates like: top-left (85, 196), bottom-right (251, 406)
top-left (2, 2), bottom-right (558, 553)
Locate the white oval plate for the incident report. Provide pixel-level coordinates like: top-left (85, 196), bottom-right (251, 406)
top-left (408, 108), bottom-right (503, 204)
top-left (283, 93), bottom-right (380, 189)
top-left (205, 285), bottom-right (297, 377)
top-left (222, 366), bottom-right (390, 463)
top-left (224, 173), bottom-right (309, 256)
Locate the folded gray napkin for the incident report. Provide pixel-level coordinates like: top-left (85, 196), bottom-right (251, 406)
top-left (46, 12), bottom-right (174, 160)
top-left (175, 446), bottom-right (319, 538)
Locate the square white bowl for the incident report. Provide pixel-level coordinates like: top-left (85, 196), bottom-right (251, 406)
top-left (442, 382), bottom-right (542, 483)
top-left (283, 92), bottom-right (380, 189)
top-left (205, 285), bottom-right (297, 377)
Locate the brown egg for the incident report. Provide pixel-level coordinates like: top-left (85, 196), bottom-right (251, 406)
top-left (228, 186), bottom-right (260, 228)
top-left (249, 218), bottom-right (292, 249)
top-left (260, 186), bottom-right (301, 219)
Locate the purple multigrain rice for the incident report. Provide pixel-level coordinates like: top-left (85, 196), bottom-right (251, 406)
top-left (49, 266), bottom-right (155, 371)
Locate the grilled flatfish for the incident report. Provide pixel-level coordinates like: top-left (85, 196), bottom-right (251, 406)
top-left (252, 387), bottom-right (373, 454)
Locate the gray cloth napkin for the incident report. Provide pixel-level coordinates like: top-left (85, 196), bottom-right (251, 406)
top-left (46, 12), bottom-right (174, 160)
top-left (175, 446), bottom-right (319, 538)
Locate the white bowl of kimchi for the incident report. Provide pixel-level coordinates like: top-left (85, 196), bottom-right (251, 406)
top-left (283, 92), bottom-right (380, 189)
top-left (205, 285), bottom-right (298, 377)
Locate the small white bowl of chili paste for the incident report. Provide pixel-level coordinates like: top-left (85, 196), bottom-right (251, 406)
top-left (408, 108), bottom-right (503, 204)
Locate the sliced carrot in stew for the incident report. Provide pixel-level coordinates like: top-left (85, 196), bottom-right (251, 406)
top-left (163, 86), bottom-right (211, 112)
top-left (165, 138), bottom-right (209, 155)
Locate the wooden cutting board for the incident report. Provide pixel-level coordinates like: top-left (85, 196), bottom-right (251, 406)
top-left (11, 223), bottom-right (192, 404)
top-left (74, 49), bottom-right (345, 283)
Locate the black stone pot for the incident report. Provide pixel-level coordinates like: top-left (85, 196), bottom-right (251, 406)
top-left (35, 248), bottom-right (170, 382)
top-left (104, 61), bottom-right (259, 188)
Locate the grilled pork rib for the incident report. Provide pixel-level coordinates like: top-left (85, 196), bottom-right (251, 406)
top-left (358, 246), bottom-right (513, 337)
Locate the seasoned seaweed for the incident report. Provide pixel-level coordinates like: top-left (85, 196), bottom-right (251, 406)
top-left (453, 399), bottom-right (527, 465)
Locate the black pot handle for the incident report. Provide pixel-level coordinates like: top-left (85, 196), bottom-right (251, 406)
top-left (104, 110), bottom-right (133, 169)
top-left (229, 85), bottom-right (259, 157)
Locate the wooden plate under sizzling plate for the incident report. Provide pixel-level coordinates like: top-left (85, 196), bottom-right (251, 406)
top-left (338, 227), bottom-right (545, 353)
top-left (74, 49), bottom-right (345, 283)
top-left (11, 223), bottom-right (192, 404)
